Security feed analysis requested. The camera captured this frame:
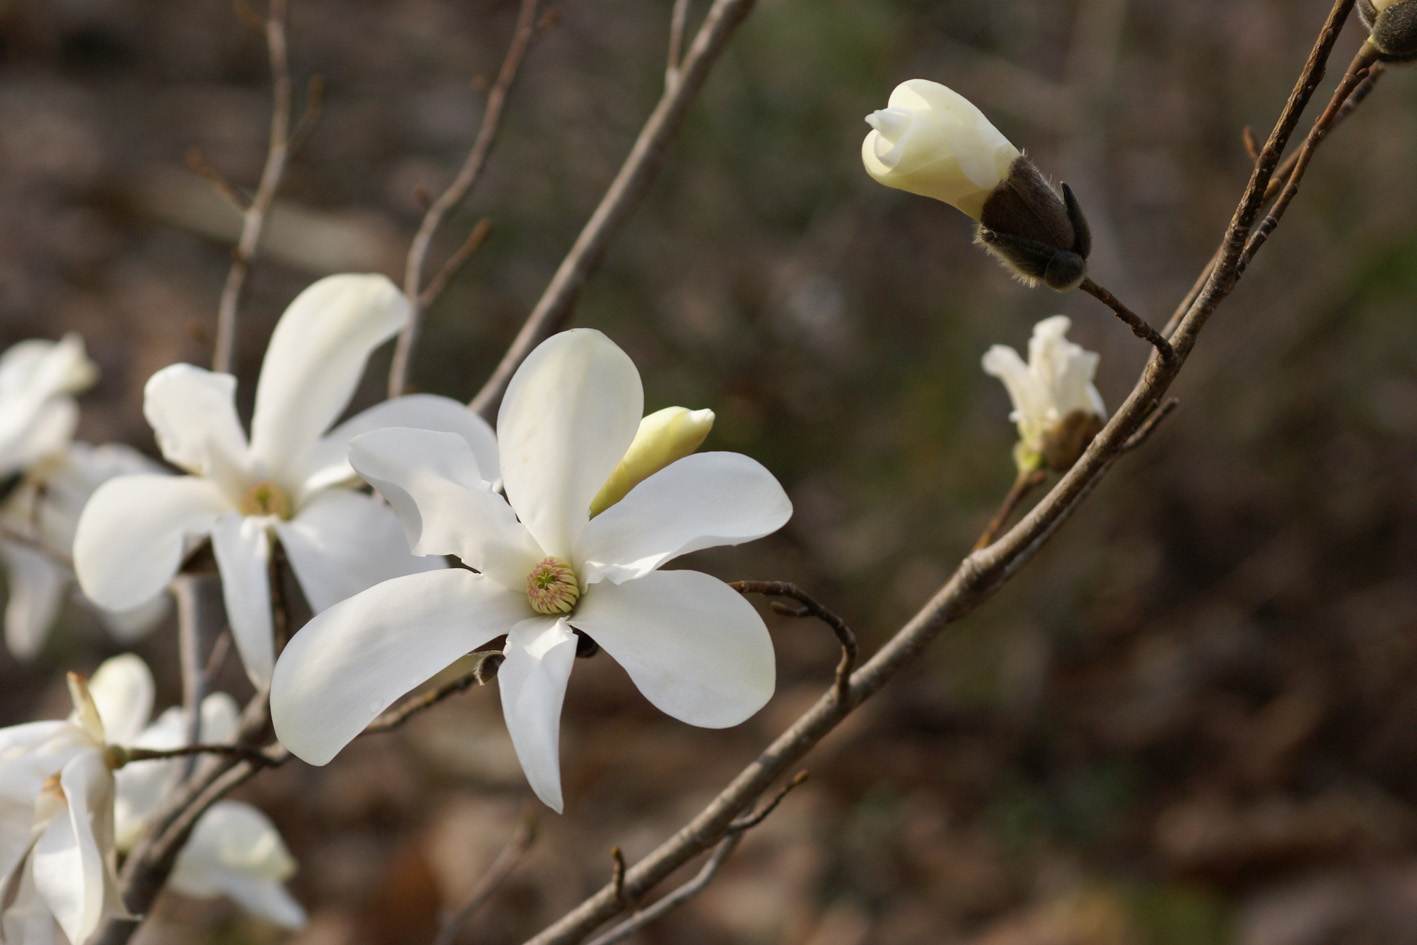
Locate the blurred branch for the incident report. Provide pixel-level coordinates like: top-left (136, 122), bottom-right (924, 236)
top-left (212, 0), bottom-right (294, 376)
top-left (666, 0), bottom-right (691, 85)
top-left (517, 6), bottom-right (1363, 944)
top-left (432, 808), bottom-right (537, 945)
top-left (389, 0), bottom-right (545, 397)
top-left (973, 469), bottom-right (1047, 552)
top-left (469, 0), bottom-right (760, 420)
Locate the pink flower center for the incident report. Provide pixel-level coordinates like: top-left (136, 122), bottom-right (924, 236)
top-left (526, 557), bottom-right (580, 615)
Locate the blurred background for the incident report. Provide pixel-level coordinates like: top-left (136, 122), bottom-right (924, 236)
top-left (4, 0), bottom-right (1417, 942)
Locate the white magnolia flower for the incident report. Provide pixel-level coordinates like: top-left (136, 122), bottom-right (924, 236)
top-left (73, 274), bottom-right (499, 687)
top-left (1, 443), bottom-right (169, 660)
top-left (112, 683), bottom-right (304, 929)
top-left (982, 315), bottom-right (1106, 471)
top-left (0, 655), bottom-right (150, 945)
top-left (862, 79), bottom-right (1020, 220)
top-left (271, 329), bottom-right (792, 812)
top-left (0, 334), bottom-right (97, 482)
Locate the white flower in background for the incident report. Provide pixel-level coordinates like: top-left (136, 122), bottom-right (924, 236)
top-left (112, 680), bottom-right (305, 929)
top-left (271, 329), bottom-right (791, 812)
top-left (1, 443), bottom-right (169, 660)
top-left (73, 274), bottom-right (499, 687)
top-left (0, 334), bottom-right (97, 481)
top-left (862, 79), bottom-right (1020, 220)
top-left (982, 315), bottom-right (1106, 472)
top-left (0, 655), bottom-right (150, 945)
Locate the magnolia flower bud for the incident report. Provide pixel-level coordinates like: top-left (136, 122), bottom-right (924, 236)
top-left (862, 79), bottom-right (1091, 291)
top-left (861, 79), bottom-right (1020, 219)
top-left (1359, 0), bottom-right (1417, 61)
top-left (589, 406), bottom-right (715, 515)
top-left (983, 316), bottom-right (1106, 473)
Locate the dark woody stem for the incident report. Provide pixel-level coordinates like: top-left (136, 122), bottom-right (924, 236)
top-left (1078, 277), bottom-right (1176, 366)
top-left (972, 468), bottom-right (1048, 552)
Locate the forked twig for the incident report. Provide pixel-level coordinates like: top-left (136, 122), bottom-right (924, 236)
top-left (730, 581), bottom-right (856, 704)
top-left (1079, 277), bottom-right (1175, 365)
top-left (389, 0), bottom-right (544, 397)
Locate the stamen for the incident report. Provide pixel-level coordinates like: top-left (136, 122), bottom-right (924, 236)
top-left (526, 556), bottom-right (580, 615)
top-left (239, 480), bottom-right (292, 519)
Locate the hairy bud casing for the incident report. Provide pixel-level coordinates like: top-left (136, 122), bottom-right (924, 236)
top-left (976, 158), bottom-right (1092, 291)
top-left (1359, 0), bottom-right (1417, 61)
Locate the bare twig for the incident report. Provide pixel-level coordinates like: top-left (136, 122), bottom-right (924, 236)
top-left (730, 581), bottom-right (856, 705)
top-left (432, 808), bottom-right (537, 945)
top-left (389, 0), bottom-right (543, 398)
top-left (727, 770), bottom-right (808, 832)
top-left (666, 0), bottom-right (691, 86)
top-left (172, 575), bottom-right (208, 780)
top-left (973, 469), bottom-right (1047, 552)
top-left (518, 7), bottom-right (1360, 945)
top-left (419, 218), bottom-right (493, 308)
top-left (469, 0), bottom-right (759, 420)
top-left (1078, 277), bottom-right (1175, 364)
top-left (361, 650), bottom-right (502, 736)
top-left (117, 742), bottom-right (279, 767)
top-left (610, 847), bottom-right (629, 908)
top-left (185, 148), bottom-right (246, 212)
top-left (212, 0), bottom-right (293, 376)
top-left (1120, 397), bottom-right (1179, 453)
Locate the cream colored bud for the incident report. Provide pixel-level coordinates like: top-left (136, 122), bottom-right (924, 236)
top-left (861, 79), bottom-right (1020, 220)
top-left (590, 407), bottom-right (714, 515)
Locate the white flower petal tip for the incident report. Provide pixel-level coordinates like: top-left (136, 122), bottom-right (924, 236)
top-left (983, 316), bottom-right (1105, 472)
top-left (861, 78), bottom-right (1020, 219)
top-left (500, 620), bottom-right (579, 814)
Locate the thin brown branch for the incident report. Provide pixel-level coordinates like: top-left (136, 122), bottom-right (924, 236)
top-left (730, 581), bottom-right (856, 705)
top-left (469, 0), bottom-right (759, 420)
top-left (973, 469), bottom-right (1047, 552)
top-left (390, 0), bottom-right (543, 398)
top-left (289, 75), bottom-right (324, 154)
top-left (432, 808), bottom-right (537, 945)
top-left (172, 574), bottom-right (208, 780)
top-left (117, 742), bottom-right (279, 767)
top-left (212, 0), bottom-right (293, 376)
top-left (185, 148), bottom-right (246, 212)
top-left (1120, 397), bottom-right (1179, 453)
top-left (1078, 277), bottom-right (1175, 364)
top-left (610, 847), bottom-right (629, 908)
top-left (419, 217), bottom-right (494, 309)
top-left (727, 770), bottom-right (808, 833)
top-left (517, 7), bottom-right (1361, 945)
top-left (361, 650), bottom-right (502, 736)
top-left (666, 0), bottom-right (691, 85)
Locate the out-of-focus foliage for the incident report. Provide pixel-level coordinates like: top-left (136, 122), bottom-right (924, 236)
top-left (3, 0), bottom-right (1417, 942)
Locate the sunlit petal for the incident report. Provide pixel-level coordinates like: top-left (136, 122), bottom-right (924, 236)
top-left (32, 751), bottom-right (112, 945)
top-left (170, 800), bottom-right (306, 929)
top-left (87, 654), bottom-right (155, 745)
top-left (498, 329), bottom-right (641, 559)
top-left (211, 513), bottom-right (275, 688)
top-left (143, 364), bottom-right (249, 482)
top-left (499, 617), bottom-right (578, 813)
top-left (572, 570), bottom-right (775, 727)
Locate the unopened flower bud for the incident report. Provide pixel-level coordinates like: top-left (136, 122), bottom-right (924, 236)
top-left (862, 79), bottom-right (1020, 220)
top-left (1359, 0), bottom-right (1417, 61)
top-left (590, 406), bottom-right (714, 515)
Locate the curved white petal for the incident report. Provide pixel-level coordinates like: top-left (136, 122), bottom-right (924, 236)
top-left (211, 514), bottom-right (274, 688)
top-left (350, 428), bottom-right (542, 589)
top-left (498, 329), bottom-right (642, 559)
top-left (572, 570), bottom-right (775, 728)
top-left (170, 800), bottom-right (306, 929)
top-left (271, 569), bottom-right (523, 766)
top-left (87, 654), bottom-right (155, 745)
top-left (33, 751), bottom-right (113, 945)
top-left (499, 617), bottom-right (578, 813)
top-left (0, 865), bottom-right (57, 945)
top-left (981, 344), bottom-right (1039, 425)
top-left (0, 541), bottom-right (67, 661)
top-left (73, 474), bottom-right (229, 612)
top-left (0, 398), bottom-right (78, 479)
top-left (274, 490), bottom-right (444, 615)
top-left (295, 393), bottom-right (499, 498)
top-left (576, 452), bottom-right (792, 585)
top-left (143, 365), bottom-right (249, 482)
top-left (248, 275), bottom-right (408, 477)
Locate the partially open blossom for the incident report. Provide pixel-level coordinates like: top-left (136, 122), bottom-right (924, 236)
top-left (1, 443), bottom-right (169, 660)
top-left (112, 679), bottom-right (304, 929)
top-left (1359, 0), bottom-right (1417, 61)
top-left (271, 329), bottom-right (791, 813)
top-left (589, 406), bottom-right (714, 515)
top-left (861, 79), bottom-right (1019, 220)
top-left (73, 274), bottom-right (499, 687)
top-left (0, 656), bottom-right (149, 944)
top-left (862, 79), bottom-right (1092, 291)
top-left (982, 316), bottom-right (1106, 472)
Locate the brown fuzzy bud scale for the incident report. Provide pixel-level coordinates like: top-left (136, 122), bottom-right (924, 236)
top-left (975, 156), bottom-right (1092, 292)
top-left (1359, 0), bottom-right (1417, 61)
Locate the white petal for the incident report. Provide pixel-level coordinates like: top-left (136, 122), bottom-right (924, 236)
top-left (87, 654), bottom-right (155, 745)
top-left (0, 540), bottom-right (67, 661)
top-left (211, 513), bottom-right (275, 688)
top-left (498, 329), bottom-right (642, 559)
top-left (350, 428), bottom-right (542, 589)
top-left (1, 863), bottom-right (58, 945)
top-left (170, 801), bottom-right (306, 929)
top-left (0, 398), bottom-right (78, 479)
top-left (981, 343), bottom-right (1039, 424)
top-left (499, 618), bottom-right (578, 813)
top-left (572, 570), bottom-right (775, 728)
top-left (248, 275), bottom-right (408, 477)
top-left (73, 474), bottom-right (229, 612)
top-left (576, 452), bottom-right (791, 585)
top-left (294, 393), bottom-right (500, 498)
top-left (33, 751), bottom-right (113, 945)
top-left (143, 364), bottom-right (249, 482)
top-left (274, 490), bottom-right (444, 615)
top-left (271, 569), bottom-right (523, 766)
top-left (95, 592), bottom-right (172, 644)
